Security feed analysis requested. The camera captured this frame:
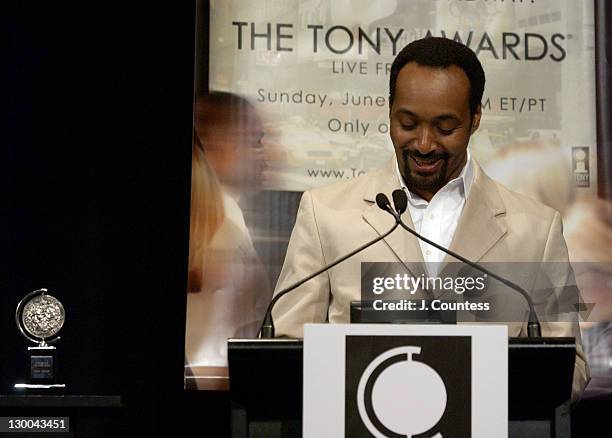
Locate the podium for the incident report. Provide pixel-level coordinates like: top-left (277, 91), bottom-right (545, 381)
top-left (228, 330), bottom-right (575, 438)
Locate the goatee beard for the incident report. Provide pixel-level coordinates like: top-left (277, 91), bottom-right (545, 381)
top-left (401, 149), bottom-right (448, 194)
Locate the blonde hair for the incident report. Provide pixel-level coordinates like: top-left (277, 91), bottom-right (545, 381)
top-left (188, 142), bottom-right (224, 292)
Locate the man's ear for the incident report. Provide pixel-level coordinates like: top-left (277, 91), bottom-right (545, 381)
top-left (470, 104), bottom-right (482, 134)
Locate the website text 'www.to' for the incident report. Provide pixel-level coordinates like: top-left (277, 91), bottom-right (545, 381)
top-left (306, 168), bottom-right (366, 179)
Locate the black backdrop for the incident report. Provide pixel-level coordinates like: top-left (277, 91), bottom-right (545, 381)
top-left (3, 2), bottom-right (230, 436)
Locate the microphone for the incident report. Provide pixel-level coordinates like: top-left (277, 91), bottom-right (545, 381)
top-left (392, 189), bottom-right (408, 215)
top-left (388, 189), bottom-right (542, 337)
top-left (376, 193), bottom-right (399, 220)
top-left (259, 193), bottom-right (400, 338)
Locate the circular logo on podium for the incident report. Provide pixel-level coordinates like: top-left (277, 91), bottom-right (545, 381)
top-left (357, 346), bottom-right (447, 438)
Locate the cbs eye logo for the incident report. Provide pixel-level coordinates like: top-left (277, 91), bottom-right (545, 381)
top-left (345, 336), bottom-right (470, 438)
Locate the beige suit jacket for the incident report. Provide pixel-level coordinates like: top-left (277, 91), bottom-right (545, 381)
top-left (272, 158), bottom-right (588, 399)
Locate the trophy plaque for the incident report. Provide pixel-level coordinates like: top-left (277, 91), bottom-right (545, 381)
top-left (14, 288), bottom-right (66, 389)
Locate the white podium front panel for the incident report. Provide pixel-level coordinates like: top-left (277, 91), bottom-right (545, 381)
top-left (303, 324), bottom-right (507, 438)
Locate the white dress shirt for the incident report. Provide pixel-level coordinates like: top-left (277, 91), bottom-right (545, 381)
top-left (395, 151), bottom-right (474, 273)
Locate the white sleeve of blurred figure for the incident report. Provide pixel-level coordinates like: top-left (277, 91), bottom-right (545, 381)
top-left (185, 217), bottom-right (265, 367)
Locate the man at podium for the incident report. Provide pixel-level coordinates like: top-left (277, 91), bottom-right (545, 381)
top-left (270, 37), bottom-right (588, 400)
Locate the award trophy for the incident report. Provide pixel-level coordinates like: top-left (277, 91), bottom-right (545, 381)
top-left (14, 288), bottom-right (66, 389)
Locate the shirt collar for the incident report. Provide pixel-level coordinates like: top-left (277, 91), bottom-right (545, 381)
top-left (394, 149), bottom-right (474, 204)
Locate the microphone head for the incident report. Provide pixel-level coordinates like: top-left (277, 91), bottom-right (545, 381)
top-left (392, 189), bottom-right (408, 215)
top-left (375, 193), bottom-right (392, 212)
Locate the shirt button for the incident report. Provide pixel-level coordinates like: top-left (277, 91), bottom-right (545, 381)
top-left (425, 250), bottom-right (431, 255)
top-left (430, 214), bottom-right (435, 219)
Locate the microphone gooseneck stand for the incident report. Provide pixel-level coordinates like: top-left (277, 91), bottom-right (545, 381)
top-left (259, 194), bottom-right (400, 338)
top-left (259, 190), bottom-right (542, 338)
top-left (386, 189), bottom-right (542, 337)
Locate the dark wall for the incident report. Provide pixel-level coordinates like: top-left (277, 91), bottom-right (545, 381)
top-left (3, 2), bottom-right (223, 436)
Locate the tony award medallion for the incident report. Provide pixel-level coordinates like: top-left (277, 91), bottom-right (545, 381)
top-left (15, 288), bottom-right (66, 389)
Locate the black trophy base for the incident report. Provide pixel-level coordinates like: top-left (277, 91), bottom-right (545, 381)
top-left (14, 346), bottom-right (66, 390)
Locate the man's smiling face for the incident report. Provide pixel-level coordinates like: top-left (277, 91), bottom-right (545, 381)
top-left (389, 62), bottom-right (481, 201)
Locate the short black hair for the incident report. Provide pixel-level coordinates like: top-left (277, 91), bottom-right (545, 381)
top-left (389, 37), bottom-right (485, 117)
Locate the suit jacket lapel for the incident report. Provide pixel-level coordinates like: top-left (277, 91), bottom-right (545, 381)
top-left (444, 162), bottom-right (507, 264)
top-left (432, 163), bottom-right (507, 301)
top-left (361, 159), bottom-right (427, 277)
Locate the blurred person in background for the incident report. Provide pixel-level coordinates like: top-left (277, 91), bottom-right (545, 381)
top-left (194, 91), bottom-right (272, 323)
top-left (484, 141), bottom-right (575, 217)
top-left (486, 141), bottom-right (612, 396)
top-left (185, 93), bottom-right (271, 388)
top-left (195, 91), bottom-right (267, 225)
top-left (565, 198), bottom-right (612, 396)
